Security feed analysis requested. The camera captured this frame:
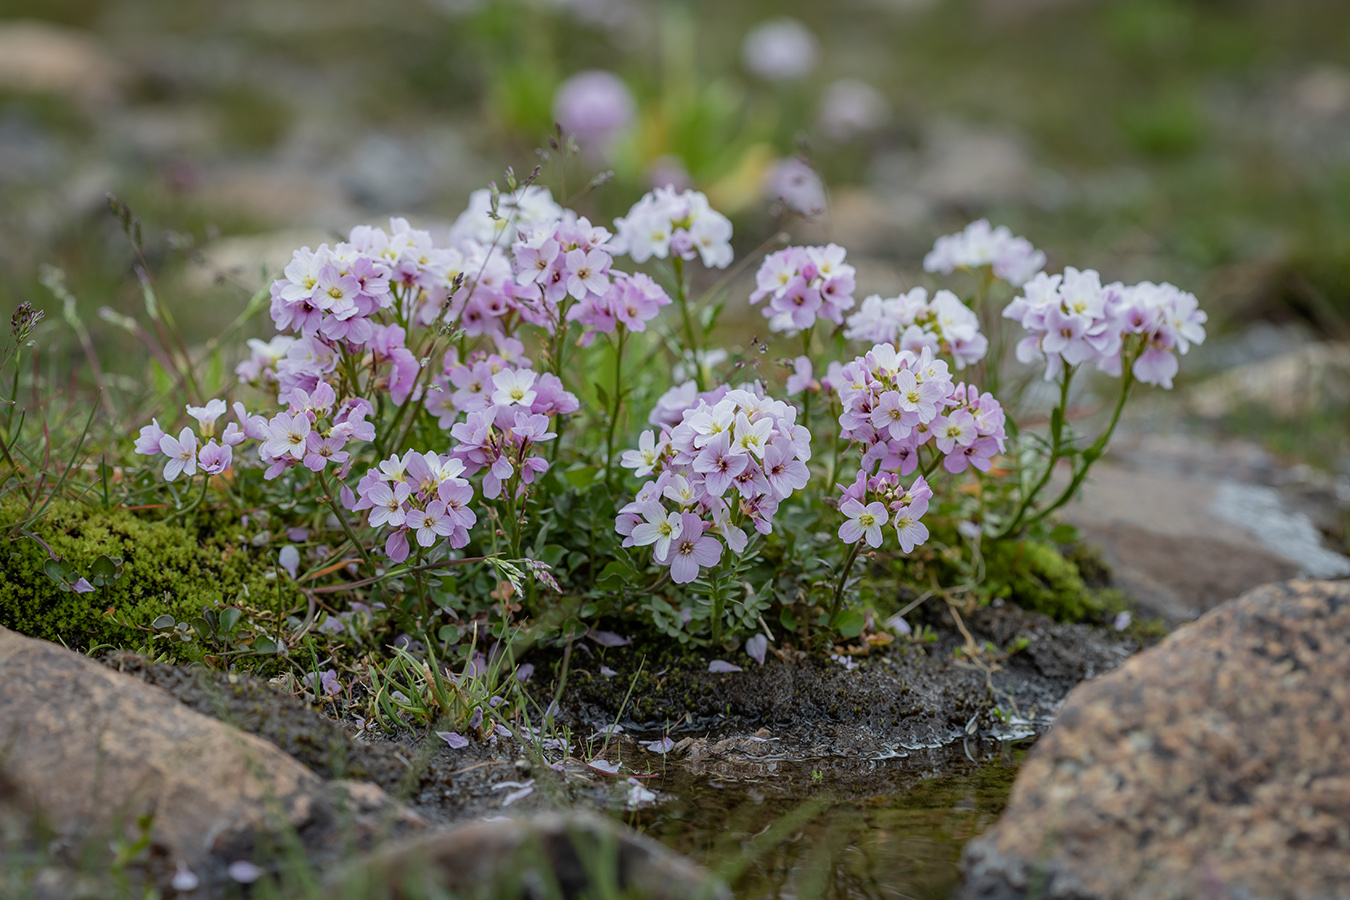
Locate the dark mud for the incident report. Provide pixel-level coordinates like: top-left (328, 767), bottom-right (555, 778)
top-left (106, 601), bottom-right (1136, 829)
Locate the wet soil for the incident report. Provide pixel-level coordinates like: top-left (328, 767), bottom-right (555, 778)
top-left (105, 600), bottom-right (1136, 832)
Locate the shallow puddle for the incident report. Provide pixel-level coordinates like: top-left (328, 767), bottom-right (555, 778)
top-left (622, 737), bottom-right (1031, 899)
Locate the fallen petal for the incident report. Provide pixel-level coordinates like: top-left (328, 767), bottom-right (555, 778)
top-left (588, 629), bottom-right (630, 647)
top-left (708, 659), bottom-right (743, 673)
top-left (745, 634), bottom-right (768, 665)
top-left (640, 737), bottom-right (675, 754)
top-left (436, 731), bottom-right (469, 749)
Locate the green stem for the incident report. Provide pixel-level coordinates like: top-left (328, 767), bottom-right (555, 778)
top-left (828, 542), bottom-right (864, 627)
top-left (604, 328), bottom-right (627, 487)
top-left (167, 474), bottom-right (211, 524)
top-left (1021, 368), bottom-right (1136, 530)
top-left (4, 353), bottom-right (19, 437)
top-left (671, 258), bottom-right (703, 390)
top-left (990, 365), bottom-right (1075, 541)
top-left (411, 547), bottom-right (430, 616)
top-left (919, 444), bottom-right (945, 480)
top-left (502, 468), bottom-right (523, 560)
top-left (709, 571), bottom-right (724, 646)
top-left (823, 406), bottom-right (845, 500)
top-left (317, 468), bottom-right (375, 573)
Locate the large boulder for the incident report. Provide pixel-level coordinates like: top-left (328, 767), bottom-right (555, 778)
top-left (0, 625), bottom-right (423, 896)
top-left (959, 579), bottom-right (1350, 900)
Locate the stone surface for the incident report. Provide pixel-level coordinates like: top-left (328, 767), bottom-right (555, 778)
top-left (0, 625), bottom-right (423, 895)
top-left (958, 579), bottom-right (1350, 900)
top-left (0, 20), bottom-right (128, 105)
top-left (344, 811), bottom-right (730, 900)
top-left (1062, 431), bottom-right (1350, 623)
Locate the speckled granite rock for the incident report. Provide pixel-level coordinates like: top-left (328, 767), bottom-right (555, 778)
top-left (959, 579), bottom-right (1350, 900)
top-left (0, 626), bottom-right (423, 897)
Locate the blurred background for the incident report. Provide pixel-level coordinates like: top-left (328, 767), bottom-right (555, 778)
top-left (0, 0), bottom-right (1347, 473)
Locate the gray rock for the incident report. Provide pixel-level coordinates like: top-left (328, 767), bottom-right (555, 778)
top-left (340, 811), bottom-right (731, 900)
top-left (0, 625), bottom-right (423, 896)
top-left (958, 579), bottom-right (1350, 900)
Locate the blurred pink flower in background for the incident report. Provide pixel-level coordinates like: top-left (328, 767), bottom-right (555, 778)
top-left (742, 17), bottom-right (817, 82)
top-left (553, 70), bottom-right (635, 161)
top-left (818, 79), bottom-right (891, 141)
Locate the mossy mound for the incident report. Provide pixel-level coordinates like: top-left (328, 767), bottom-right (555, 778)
top-left (0, 497), bottom-right (299, 651)
top-left (982, 539), bottom-right (1103, 621)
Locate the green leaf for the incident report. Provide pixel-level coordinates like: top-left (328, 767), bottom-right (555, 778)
top-left (831, 609), bottom-right (866, 639)
top-left (218, 607), bottom-right (242, 638)
top-left (190, 617), bottom-right (213, 641)
top-left (564, 466), bottom-right (601, 489)
top-left (595, 382), bottom-right (609, 411)
top-left (437, 624), bottom-right (461, 645)
top-left (596, 560), bottom-right (635, 588)
top-left (90, 554), bottom-right (124, 587)
top-left (43, 558), bottom-right (76, 586)
top-left (779, 607), bottom-right (797, 632)
top-left (1049, 523), bottom-right (1080, 544)
top-left (151, 614), bottom-right (176, 631)
top-left (251, 636), bottom-right (278, 655)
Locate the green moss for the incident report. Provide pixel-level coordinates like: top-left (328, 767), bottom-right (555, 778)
top-left (0, 497), bottom-right (299, 650)
top-left (982, 539), bottom-right (1098, 622)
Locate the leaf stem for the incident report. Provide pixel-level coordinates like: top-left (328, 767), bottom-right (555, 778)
top-left (828, 541), bottom-right (864, 627)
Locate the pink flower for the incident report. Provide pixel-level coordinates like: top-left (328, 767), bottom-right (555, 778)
top-left (838, 498), bottom-right (887, 547)
top-left (892, 504), bottom-right (928, 553)
top-left (185, 399), bottom-right (227, 437)
top-left (785, 356), bottom-right (815, 396)
top-left (409, 500), bottom-right (454, 548)
top-left (135, 419), bottom-right (166, 455)
top-left (367, 481), bottom-right (411, 528)
top-left (553, 70), bottom-right (635, 160)
top-left (657, 513), bottom-right (723, 584)
top-left (385, 528), bottom-right (410, 563)
top-left (262, 411), bottom-right (311, 461)
top-left (490, 368), bottom-right (537, 408)
top-left (159, 428), bottom-right (199, 481)
top-left (197, 440), bottom-right (232, 476)
top-left (303, 432), bottom-right (350, 472)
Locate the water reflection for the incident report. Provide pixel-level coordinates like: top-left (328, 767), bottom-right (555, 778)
top-left (624, 737), bottom-right (1031, 899)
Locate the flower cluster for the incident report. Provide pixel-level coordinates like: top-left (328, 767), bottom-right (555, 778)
top-left (510, 214), bottom-right (614, 330)
top-left (1003, 268), bottom-right (1206, 387)
top-left (347, 451), bottom-right (477, 563)
top-left (616, 387), bottom-right (811, 582)
top-left (447, 185), bottom-right (564, 246)
top-left (429, 357), bottom-right (578, 500)
top-left (262, 219), bottom-right (456, 403)
top-left (836, 344), bottom-right (1007, 477)
top-left (843, 287), bottom-right (988, 370)
top-left (749, 244), bottom-right (856, 334)
top-left (838, 470), bottom-right (933, 552)
top-left (1112, 281), bottom-right (1208, 389)
top-left (611, 187), bottom-right (734, 269)
top-left (924, 219), bottom-right (1046, 288)
top-left (256, 381), bottom-right (375, 480)
top-left (567, 272), bottom-right (672, 346)
top-left (134, 399), bottom-right (239, 481)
